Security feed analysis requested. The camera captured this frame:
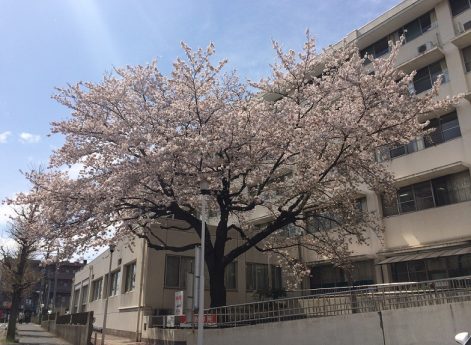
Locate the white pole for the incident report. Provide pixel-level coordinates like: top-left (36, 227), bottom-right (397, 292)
top-left (101, 244), bottom-right (115, 345)
top-left (197, 185), bottom-right (207, 345)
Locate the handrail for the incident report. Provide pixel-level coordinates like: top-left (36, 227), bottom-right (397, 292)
top-left (149, 276), bottom-right (471, 328)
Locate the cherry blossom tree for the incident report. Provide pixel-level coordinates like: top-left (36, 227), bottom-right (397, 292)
top-left (0, 201), bottom-right (44, 341)
top-left (20, 35), bottom-right (455, 307)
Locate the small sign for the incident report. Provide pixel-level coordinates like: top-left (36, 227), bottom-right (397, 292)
top-left (175, 291), bottom-right (184, 316)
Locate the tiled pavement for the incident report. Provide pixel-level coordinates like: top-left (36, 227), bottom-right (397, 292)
top-left (16, 324), bottom-right (71, 345)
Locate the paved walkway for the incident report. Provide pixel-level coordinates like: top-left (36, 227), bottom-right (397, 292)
top-left (16, 324), bottom-right (71, 345)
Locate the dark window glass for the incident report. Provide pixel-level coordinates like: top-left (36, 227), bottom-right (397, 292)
top-left (461, 254), bottom-right (471, 275)
top-left (441, 112), bottom-right (462, 141)
top-left (373, 37), bottom-right (390, 58)
top-left (271, 266), bottom-right (283, 290)
top-left (414, 66), bottom-right (434, 93)
top-left (393, 262), bottom-right (409, 282)
top-left (403, 12), bottom-right (432, 42)
top-left (381, 194), bottom-right (398, 217)
top-left (225, 262), bottom-right (237, 290)
top-left (389, 144), bottom-right (407, 158)
top-left (450, 0), bottom-right (470, 16)
top-left (404, 19), bottom-right (422, 42)
top-left (383, 171), bottom-right (471, 217)
top-left (408, 261), bottom-right (428, 281)
top-left (462, 45), bottom-right (471, 72)
top-left (165, 256), bottom-right (180, 288)
top-left (414, 181), bottom-right (434, 211)
top-left (413, 60), bottom-right (446, 94)
top-left (398, 186), bottom-right (416, 213)
top-left (419, 13), bottom-right (432, 32)
top-left (124, 262), bottom-right (136, 292)
top-left (426, 258), bottom-right (448, 280)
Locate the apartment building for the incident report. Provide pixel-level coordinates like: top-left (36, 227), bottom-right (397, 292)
top-left (304, 0), bottom-right (471, 288)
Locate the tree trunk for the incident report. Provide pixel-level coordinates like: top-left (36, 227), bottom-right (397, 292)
top-left (6, 290), bottom-right (21, 340)
top-left (6, 243), bottom-right (29, 341)
top-left (209, 266), bottom-right (226, 308)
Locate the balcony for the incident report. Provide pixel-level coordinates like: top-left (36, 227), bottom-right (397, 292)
top-left (387, 137), bottom-right (466, 184)
top-left (383, 200), bottom-right (471, 250)
top-left (452, 8), bottom-right (471, 48)
top-left (396, 28), bottom-right (444, 73)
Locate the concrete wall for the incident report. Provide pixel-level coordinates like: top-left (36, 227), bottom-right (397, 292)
top-left (146, 301), bottom-right (471, 345)
top-left (41, 318), bottom-right (93, 345)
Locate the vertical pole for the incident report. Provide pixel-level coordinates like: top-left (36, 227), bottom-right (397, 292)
top-left (197, 189), bottom-right (207, 345)
top-left (135, 240), bottom-right (146, 342)
top-left (101, 245), bottom-right (115, 345)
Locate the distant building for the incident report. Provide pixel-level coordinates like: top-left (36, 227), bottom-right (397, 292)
top-left (40, 261), bottom-right (84, 315)
top-left (0, 260), bottom-right (83, 322)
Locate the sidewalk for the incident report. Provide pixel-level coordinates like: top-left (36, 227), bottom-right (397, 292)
top-left (16, 324), bottom-right (71, 345)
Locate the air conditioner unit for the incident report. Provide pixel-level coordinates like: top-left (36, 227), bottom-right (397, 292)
top-left (417, 44), bottom-right (427, 54)
top-left (464, 20), bottom-right (471, 31)
top-left (417, 41), bottom-right (435, 54)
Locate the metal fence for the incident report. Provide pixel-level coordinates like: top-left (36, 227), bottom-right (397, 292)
top-left (151, 276), bottom-right (471, 328)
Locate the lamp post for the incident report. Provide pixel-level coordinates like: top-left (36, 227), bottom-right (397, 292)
top-left (197, 180), bottom-right (209, 345)
top-left (101, 244), bottom-right (116, 345)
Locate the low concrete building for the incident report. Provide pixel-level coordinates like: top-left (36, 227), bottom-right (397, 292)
top-left (72, 228), bottom-right (283, 339)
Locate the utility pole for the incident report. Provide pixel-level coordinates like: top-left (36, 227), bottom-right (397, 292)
top-left (197, 180), bottom-right (209, 345)
top-left (101, 244), bottom-right (115, 345)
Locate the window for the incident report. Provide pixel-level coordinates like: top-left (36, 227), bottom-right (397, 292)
top-left (424, 112), bottom-right (461, 147)
top-left (225, 262), bottom-right (237, 290)
top-left (80, 285), bottom-right (89, 312)
top-left (462, 46), bottom-right (471, 72)
top-left (91, 278), bottom-right (102, 301)
top-left (376, 112), bottom-right (461, 162)
top-left (165, 255), bottom-right (238, 290)
top-left (361, 36), bottom-right (391, 62)
top-left (246, 263), bottom-right (282, 291)
top-left (310, 261), bottom-right (375, 289)
top-left (165, 255), bottom-right (194, 289)
top-left (109, 270), bottom-right (121, 296)
top-left (72, 289), bottom-right (80, 313)
top-left (399, 12), bottom-right (432, 42)
top-left (382, 170), bottom-right (471, 217)
top-left (413, 60), bottom-right (448, 94)
top-left (124, 262), bottom-right (136, 292)
top-left (391, 254), bottom-right (471, 282)
top-left (360, 11), bottom-right (435, 64)
top-left (450, 0), bottom-right (471, 16)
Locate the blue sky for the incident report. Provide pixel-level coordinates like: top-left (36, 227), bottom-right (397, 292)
top-left (0, 0), bottom-right (399, 233)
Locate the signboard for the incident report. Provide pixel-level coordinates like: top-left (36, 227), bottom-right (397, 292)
top-left (179, 314), bottom-right (217, 327)
top-left (174, 291), bottom-right (184, 316)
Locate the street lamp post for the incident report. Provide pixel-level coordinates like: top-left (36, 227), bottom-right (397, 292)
top-left (101, 244), bottom-right (115, 345)
top-left (197, 180), bottom-right (209, 345)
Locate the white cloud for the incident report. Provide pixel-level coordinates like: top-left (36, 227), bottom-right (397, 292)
top-left (0, 131), bottom-right (12, 143)
top-left (0, 204), bottom-right (15, 229)
top-left (19, 132), bottom-right (41, 144)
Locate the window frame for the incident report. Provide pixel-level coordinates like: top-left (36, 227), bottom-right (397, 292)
top-left (108, 269), bottom-right (121, 296)
top-left (124, 261), bottom-right (136, 293)
top-left (90, 278), bottom-right (103, 301)
top-left (382, 170), bottom-right (471, 217)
